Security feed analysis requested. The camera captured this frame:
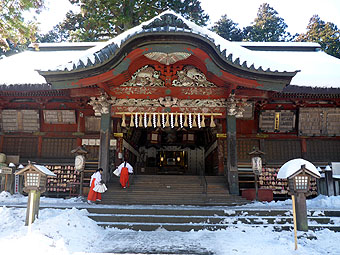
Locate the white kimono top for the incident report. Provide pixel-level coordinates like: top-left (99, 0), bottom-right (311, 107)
top-left (90, 171), bottom-right (102, 186)
top-left (116, 162), bottom-right (134, 175)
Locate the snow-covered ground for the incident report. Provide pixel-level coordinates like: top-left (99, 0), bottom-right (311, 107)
top-left (1, 191), bottom-right (340, 255)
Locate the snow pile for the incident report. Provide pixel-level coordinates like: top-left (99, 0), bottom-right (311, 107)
top-left (0, 191), bottom-right (85, 205)
top-left (245, 195), bottom-right (340, 210)
top-left (307, 195), bottom-right (340, 209)
top-left (0, 206), bottom-right (104, 254)
top-left (0, 191), bottom-right (27, 204)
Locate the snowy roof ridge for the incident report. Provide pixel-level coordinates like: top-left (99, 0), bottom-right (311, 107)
top-left (38, 10), bottom-right (297, 75)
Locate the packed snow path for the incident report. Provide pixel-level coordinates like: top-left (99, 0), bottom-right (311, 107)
top-left (1, 192), bottom-right (340, 254)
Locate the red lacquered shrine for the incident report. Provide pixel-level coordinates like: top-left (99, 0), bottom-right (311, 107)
top-left (0, 11), bottom-right (339, 198)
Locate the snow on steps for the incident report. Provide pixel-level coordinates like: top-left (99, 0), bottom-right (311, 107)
top-left (87, 207), bottom-right (340, 232)
top-left (101, 175), bottom-right (247, 206)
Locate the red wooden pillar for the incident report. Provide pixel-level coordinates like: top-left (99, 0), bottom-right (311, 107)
top-left (99, 109), bottom-right (111, 183)
top-left (37, 136), bottom-right (43, 159)
top-left (226, 115), bottom-right (239, 195)
top-left (217, 138), bottom-right (225, 175)
top-left (301, 138), bottom-right (307, 159)
top-left (77, 111), bottom-right (85, 133)
top-left (76, 138), bottom-right (82, 147)
top-left (0, 135), bottom-right (3, 152)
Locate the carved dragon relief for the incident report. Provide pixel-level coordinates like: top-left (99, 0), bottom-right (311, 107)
top-left (120, 65), bottom-right (217, 88)
top-left (121, 65), bottom-right (164, 87)
top-left (172, 65), bottom-right (217, 87)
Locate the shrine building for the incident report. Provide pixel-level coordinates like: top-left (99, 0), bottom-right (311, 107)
top-left (0, 11), bottom-right (339, 198)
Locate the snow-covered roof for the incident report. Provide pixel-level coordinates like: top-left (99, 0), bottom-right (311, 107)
top-left (15, 164), bottom-right (56, 177)
top-left (34, 164), bottom-right (56, 177)
top-left (234, 41), bottom-right (321, 49)
top-left (0, 10), bottom-right (340, 89)
top-left (38, 10), bottom-right (297, 75)
top-left (0, 50), bottom-right (86, 86)
top-left (233, 42), bottom-right (340, 88)
top-left (277, 158), bottom-right (321, 179)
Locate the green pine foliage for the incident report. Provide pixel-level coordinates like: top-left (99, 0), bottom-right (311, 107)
top-left (40, 0), bottom-right (209, 42)
top-left (243, 3), bottom-right (291, 42)
top-left (211, 15), bottom-right (243, 41)
top-left (296, 15), bottom-right (340, 59)
top-left (0, 0), bottom-right (45, 52)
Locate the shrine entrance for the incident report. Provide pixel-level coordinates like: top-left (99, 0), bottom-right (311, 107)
top-left (115, 113), bottom-right (222, 176)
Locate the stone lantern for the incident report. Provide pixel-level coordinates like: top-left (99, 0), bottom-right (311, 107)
top-left (71, 146), bottom-right (88, 196)
top-left (0, 166), bottom-right (13, 193)
top-left (248, 147), bottom-right (265, 201)
top-left (15, 163), bottom-right (56, 226)
top-left (278, 158), bottom-right (320, 231)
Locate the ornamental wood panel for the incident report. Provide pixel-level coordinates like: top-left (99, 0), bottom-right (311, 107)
top-left (43, 110), bottom-right (76, 124)
top-left (85, 116), bottom-right (101, 132)
top-left (259, 110), bottom-right (295, 133)
top-left (1, 110), bottom-right (40, 132)
top-left (41, 138), bottom-right (77, 159)
top-left (2, 137), bottom-right (38, 158)
top-left (237, 139), bottom-right (260, 163)
top-left (299, 108), bottom-right (340, 136)
top-left (306, 140), bottom-right (340, 162)
top-left (263, 140), bottom-right (301, 164)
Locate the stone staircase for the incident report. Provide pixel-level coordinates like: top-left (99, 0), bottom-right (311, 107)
top-left (100, 175), bottom-right (248, 206)
top-left (87, 206), bottom-right (340, 232)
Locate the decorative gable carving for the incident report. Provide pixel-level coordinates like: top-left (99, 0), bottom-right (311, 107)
top-left (172, 65), bottom-right (216, 87)
top-left (144, 52), bottom-right (191, 65)
top-left (121, 65), bottom-right (216, 88)
top-left (121, 65), bottom-right (164, 87)
top-left (142, 14), bottom-right (190, 30)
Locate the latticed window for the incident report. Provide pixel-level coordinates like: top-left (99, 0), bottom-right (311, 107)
top-left (295, 175), bottom-right (309, 190)
top-left (26, 172), bottom-right (39, 186)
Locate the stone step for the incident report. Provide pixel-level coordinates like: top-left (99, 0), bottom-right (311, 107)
top-left (86, 207), bottom-right (340, 232)
top-left (88, 214), bottom-right (333, 225)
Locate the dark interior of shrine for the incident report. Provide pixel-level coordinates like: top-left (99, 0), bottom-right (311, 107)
top-left (122, 126), bottom-right (219, 175)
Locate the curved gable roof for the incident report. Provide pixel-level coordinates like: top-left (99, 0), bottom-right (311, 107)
top-left (38, 10), bottom-right (297, 77)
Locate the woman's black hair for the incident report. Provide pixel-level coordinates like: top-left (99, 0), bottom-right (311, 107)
top-left (97, 168), bottom-right (103, 172)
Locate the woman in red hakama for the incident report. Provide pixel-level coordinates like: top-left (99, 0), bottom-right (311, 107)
top-left (87, 168), bottom-right (103, 203)
top-left (116, 161), bottom-right (134, 188)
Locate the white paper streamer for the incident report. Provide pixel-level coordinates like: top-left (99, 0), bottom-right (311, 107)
top-left (198, 113), bottom-right (201, 128)
top-left (180, 113), bottom-right (183, 128)
top-left (170, 113), bottom-right (174, 128)
top-left (153, 113), bottom-right (157, 128)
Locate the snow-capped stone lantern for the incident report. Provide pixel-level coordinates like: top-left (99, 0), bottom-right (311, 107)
top-left (278, 158), bottom-right (320, 232)
top-left (15, 162), bottom-right (56, 226)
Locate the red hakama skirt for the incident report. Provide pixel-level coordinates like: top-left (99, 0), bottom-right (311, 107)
top-left (87, 178), bottom-right (102, 201)
top-left (120, 167), bottom-right (129, 188)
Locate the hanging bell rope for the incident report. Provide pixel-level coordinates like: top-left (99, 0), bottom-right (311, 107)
top-left (165, 113), bottom-right (170, 127)
top-left (157, 113), bottom-right (161, 127)
top-left (147, 113), bottom-right (153, 127)
top-left (121, 114), bottom-right (126, 127)
top-left (192, 114), bottom-right (197, 128)
top-left (210, 115), bottom-right (216, 128)
top-left (201, 114), bottom-right (206, 128)
top-left (174, 113), bottom-right (179, 127)
top-left (183, 113), bottom-right (188, 127)
top-left (129, 113), bottom-right (134, 127)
